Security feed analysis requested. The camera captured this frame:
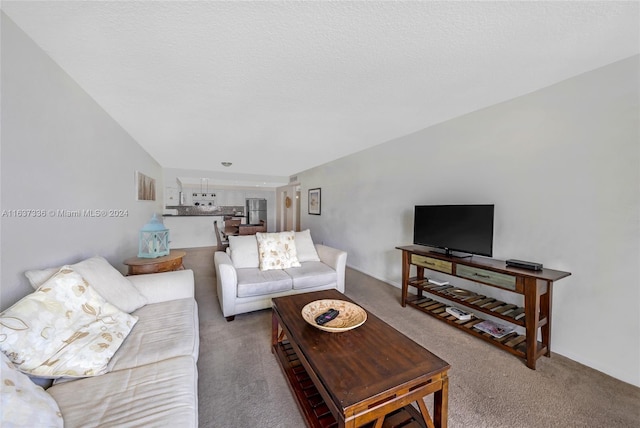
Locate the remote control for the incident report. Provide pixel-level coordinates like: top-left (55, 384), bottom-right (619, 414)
top-left (315, 308), bottom-right (339, 325)
top-left (445, 306), bottom-right (472, 321)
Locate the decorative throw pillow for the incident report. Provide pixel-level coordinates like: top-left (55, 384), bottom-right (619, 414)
top-left (294, 229), bottom-right (321, 262)
top-left (24, 255), bottom-right (147, 313)
top-left (255, 231), bottom-right (301, 271)
top-left (0, 352), bottom-right (63, 427)
top-left (0, 267), bottom-right (138, 378)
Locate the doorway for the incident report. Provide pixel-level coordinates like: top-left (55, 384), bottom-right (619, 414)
top-left (277, 184), bottom-right (301, 232)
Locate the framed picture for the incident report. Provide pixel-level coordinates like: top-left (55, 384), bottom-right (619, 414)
top-left (308, 188), bottom-right (321, 215)
top-left (136, 171), bottom-right (156, 201)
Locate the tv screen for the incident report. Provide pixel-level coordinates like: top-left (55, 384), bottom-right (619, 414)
top-left (413, 205), bottom-right (494, 257)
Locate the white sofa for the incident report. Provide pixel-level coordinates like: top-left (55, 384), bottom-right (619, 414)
top-left (214, 230), bottom-right (347, 321)
top-left (0, 257), bottom-right (199, 428)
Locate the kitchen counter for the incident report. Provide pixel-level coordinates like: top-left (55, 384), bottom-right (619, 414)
top-left (163, 214), bottom-right (226, 217)
top-left (163, 205), bottom-right (244, 217)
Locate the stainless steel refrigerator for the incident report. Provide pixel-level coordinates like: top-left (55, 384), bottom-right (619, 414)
top-left (246, 198), bottom-right (267, 225)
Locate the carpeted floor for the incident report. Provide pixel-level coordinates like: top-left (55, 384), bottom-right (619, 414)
top-left (184, 247), bottom-right (640, 428)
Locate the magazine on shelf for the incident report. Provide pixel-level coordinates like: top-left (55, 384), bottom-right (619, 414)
top-left (474, 320), bottom-right (515, 338)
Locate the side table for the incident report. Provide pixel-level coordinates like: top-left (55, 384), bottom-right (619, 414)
top-left (123, 250), bottom-right (186, 275)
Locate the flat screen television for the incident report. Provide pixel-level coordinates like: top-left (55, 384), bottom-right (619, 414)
top-left (413, 204), bottom-right (494, 257)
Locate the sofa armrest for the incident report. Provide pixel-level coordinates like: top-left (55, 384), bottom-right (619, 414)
top-left (214, 251), bottom-right (238, 319)
top-left (315, 244), bottom-right (347, 293)
top-left (128, 269), bottom-right (195, 304)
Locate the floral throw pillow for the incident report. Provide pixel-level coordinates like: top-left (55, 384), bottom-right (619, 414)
top-left (0, 267), bottom-right (138, 378)
top-left (1, 352), bottom-right (63, 427)
top-left (256, 231), bottom-right (301, 271)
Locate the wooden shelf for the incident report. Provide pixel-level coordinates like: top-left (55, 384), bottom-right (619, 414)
top-left (407, 277), bottom-right (529, 327)
top-left (405, 294), bottom-right (549, 360)
top-left (274, 340), bottom-right (335, 428)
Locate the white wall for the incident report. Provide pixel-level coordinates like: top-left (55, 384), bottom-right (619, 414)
top-left (297, 56), bottom-right (640, 387)
top-left (1, 14), bottom-right (163, 310)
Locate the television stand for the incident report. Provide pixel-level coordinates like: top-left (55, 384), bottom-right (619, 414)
top-left (396, 245), bottom-right (571, 369)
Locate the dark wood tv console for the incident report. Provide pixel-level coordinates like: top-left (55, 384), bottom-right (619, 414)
top-left (396, 245), bottom-right (571, 369)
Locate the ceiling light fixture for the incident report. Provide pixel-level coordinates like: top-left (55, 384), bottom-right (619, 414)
top-left (221, 162), bottom-right (232, 167)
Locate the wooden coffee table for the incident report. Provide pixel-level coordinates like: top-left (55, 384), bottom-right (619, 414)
top-left (272, 289), bottom-right (450, 428)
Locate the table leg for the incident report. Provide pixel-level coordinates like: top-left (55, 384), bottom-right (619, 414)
top-left (524, 278), bottom-right (541, 369)
top-left (433, 373), bottom-right (448, 428)
top-left (416, 266), bottom-right (424, 298)
top-left (401, 250), bottom-right (409, 307)
top-left (416, 398), bottom-right (435, 428)
top-left (540, 281), bottom-right (553, 357)
top-left (271, 311), bottom-right (279, 354)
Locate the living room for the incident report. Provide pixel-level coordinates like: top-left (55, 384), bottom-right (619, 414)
top-left (1, 1), bottom-right (639, 427)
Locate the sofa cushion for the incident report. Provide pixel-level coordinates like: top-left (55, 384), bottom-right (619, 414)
top-left (108, 298), bottom-right (199, 372)
top-left (0, 267), bottom-right (137, 378)
top-left (256, 231), bottom-right (301, 271)
top-left (236, 268), bottom-right (292, 297)
top-left (295, 229), bottom-right (321, 262)
top-left (47, 356), bottom-right (197, 428)
top-left (228, 235), bottom-right (260, 268)
top-left (24, 256), bottom-right (148, 313)
top-left (1, 352), bottom-right (63, 427)
top-left (285, 261), bottom-right (338, 290)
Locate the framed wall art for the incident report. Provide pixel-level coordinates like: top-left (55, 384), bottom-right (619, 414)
top-left (136, 171), bottom-right (156, 201)
top-left (308, 188), bottom-right (321, 215)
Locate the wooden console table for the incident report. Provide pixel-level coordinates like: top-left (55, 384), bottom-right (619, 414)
top-left (123, 250), bottom-right (186, 275)
top-left (396, 245), bottom-right (571, 369)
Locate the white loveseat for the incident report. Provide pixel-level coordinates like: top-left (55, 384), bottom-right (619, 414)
top-left (214, 230), bottom-right (347, 321)
top-left (0, 256), bottom-right (199, 427)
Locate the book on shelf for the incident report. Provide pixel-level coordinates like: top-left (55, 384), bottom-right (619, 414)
top-left (474, 320), bottom-right (515, 338)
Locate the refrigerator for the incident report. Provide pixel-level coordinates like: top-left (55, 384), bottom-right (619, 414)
top-left (246, 198), bottom-right (267, 225)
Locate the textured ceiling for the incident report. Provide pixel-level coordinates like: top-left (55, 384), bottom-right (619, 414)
top-left (2, 1), bottom-right (639, 178)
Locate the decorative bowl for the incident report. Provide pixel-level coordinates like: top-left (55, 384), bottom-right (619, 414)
top-left (301, 299), bottom-right (367, 333)
top-left (448, 288), bottom-right (473, 298)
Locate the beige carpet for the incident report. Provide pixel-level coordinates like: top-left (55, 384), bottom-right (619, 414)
top-left (183, 247), bottom-right (640, 428)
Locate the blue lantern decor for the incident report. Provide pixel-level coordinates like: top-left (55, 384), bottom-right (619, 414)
top-left (138, 213), bottom-right (170, 258)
